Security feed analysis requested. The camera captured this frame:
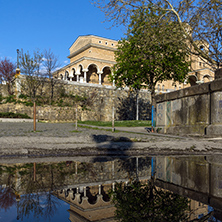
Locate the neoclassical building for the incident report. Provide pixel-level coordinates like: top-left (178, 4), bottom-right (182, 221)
top-left (54, 35), bottom-right (117, 87)
top-left (158, 41), bottom-right (214, 93)
top-left (54, 35), bottom-right (215, 92)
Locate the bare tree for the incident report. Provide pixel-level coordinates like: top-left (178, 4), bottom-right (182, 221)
top-left (19, 49), bottom-right (44, 101)
top-left (43, 49), bottom-right (61, 104)
top-left (19, 49), bottom-right (45, 131)
top-left (94, 0), bottom-right (222, 70)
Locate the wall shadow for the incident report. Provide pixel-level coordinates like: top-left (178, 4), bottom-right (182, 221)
top-left (116, 91), bottom-right (151, 120)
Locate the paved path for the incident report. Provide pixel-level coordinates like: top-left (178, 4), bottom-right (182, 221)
top-left (0, 122), bottom-right (222, 158)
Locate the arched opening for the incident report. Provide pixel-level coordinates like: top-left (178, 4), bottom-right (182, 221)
top-left (187, 75), bottom-right (198, 86)
top-left (102, 66), bottom-right (111, 86)
top-left (65, 71), bottom-right (69, 81)
top-left (77, 65), bottom-right (84, 82)
top-left (71, 68), bottom-right (76, 81)
top-left (203, 75), bottom-right (212, 83)
top-left (60, 74), bottom-right (63, 80)
top-left (87, 64), bottom-right (98, 84)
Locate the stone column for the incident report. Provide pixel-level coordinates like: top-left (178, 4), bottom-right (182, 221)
top-left (69, 73), bottom-right (73, 81)
top-left (98, 185), bottom-right (101, 195)
top-left (82, 69), bottom-right (88, 83)
top-left (98, 71), bottom-right (103, 85)
top-left (112, 182), bottom-right (115, 191)
top-left (84, 187), bottom-right (87, 197)
top-left (112, 72), bottom-right (115, 87)
top-left (76, 73), bottom-right (80, 82)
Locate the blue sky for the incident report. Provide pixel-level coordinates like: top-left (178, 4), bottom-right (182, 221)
top-left (0, 0), bottom-right (124, 68)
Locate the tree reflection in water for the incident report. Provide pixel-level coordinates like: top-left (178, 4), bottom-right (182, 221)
top-left (0, 187), bottom-right (16, 212)
top-left (110, 178), bottom-right (214, 222)
top-left (0, 163), bottom-right (63, 221)
top-left (17, 192), bottom-right (60, 221)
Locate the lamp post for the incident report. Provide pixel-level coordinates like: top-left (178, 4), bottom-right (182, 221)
top-left (15, 49), bottom-right (21, 98)
top-left (15, 49), bottom-right (20, 77)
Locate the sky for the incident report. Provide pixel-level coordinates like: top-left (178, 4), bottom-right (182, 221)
top-left (0, 0), bottom-right (125, 68)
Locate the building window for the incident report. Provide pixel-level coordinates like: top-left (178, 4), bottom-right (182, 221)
top-left (157, 84), bottom-right (160, 92)
top-left (199, 62), bottom-right (202, 67)
top-left (174, 85), bottom-right (177, 90)
top-left (162, 85), bottom-right (164, 92)
top-left (111, 43), bottom-right (114, 46)
top-left (99, 41), bottom-right (102, 43)
top-left (105, 42), bottom-right (108, 45)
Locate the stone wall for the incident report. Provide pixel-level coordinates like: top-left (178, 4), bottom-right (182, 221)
top-left (0, 82), bottom-right (151, 122)
top-left (215, 68), bottom-right (222, 80)
top-left (0, 103), bottom-right (76, 122)
top-left (155, 78), bottom-right (222, 136)
top-left (0, 84), bottom-right (9, 97)
top-left (64, 84), bottom-right (151, 121)
top-left (154, 156), bottom-right (222, 216)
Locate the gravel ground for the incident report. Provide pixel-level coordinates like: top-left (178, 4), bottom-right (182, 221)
top-left (0, 122), bottom-right (222, 158)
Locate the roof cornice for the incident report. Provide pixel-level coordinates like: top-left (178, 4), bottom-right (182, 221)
top-left (68, 43), bottom-right (117, 59)
top-left (53, 56), bottom-right (116, 73)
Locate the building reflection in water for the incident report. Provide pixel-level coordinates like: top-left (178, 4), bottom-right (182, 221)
top-left (0, 156), bottom-right (221, 221)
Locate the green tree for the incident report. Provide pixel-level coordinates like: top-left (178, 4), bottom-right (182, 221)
top-left (110, 180), bottom-right (190, 221)
top-left (111, 8), bottom-right (190, 113)
top-left (95, 0), bottom-right (222, 70)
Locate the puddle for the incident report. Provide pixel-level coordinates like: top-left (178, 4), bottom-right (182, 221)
top-left (0, 155), bottom-right (221, 221)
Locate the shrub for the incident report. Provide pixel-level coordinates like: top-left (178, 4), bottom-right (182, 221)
top-left (5, 95), bottom-right (16, 103)
top-left (0, 112), bottom-right (31, 119)
top-left (18, 94), bottom-right (28, 99)
top-left (24, 101), bottom-right (33, 107)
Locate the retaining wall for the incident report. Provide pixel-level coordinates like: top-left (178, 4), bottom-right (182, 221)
top-left (0, 83), bottom-right (151, 122)
top-left (155, 78), bottom-right (222, 136)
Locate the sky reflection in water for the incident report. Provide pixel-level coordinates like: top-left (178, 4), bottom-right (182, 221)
top-left (0, 155), bottom-right (221, 221)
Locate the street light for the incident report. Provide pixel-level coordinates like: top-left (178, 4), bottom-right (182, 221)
top-left (15, 49), bottom-right (20, 78)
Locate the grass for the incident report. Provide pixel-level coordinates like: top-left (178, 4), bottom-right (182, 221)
top-left (78, 120), bottom-right (151, 127)
top-left (78, 125), bottom-right (118, 132)
top-left (70, 130), bottom-right (82, 133)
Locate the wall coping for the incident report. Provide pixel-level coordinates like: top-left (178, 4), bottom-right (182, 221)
top-left (155, 78), bottom-right (222, 103)
top-left (0, 118), bottom-right (37, 122)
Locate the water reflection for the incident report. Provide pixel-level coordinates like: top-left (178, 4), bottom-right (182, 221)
top-left (0, 156), bottom-right (221, 221)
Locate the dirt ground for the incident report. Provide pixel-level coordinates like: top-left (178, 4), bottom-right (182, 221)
top-left (1, 122), bottom-right (222, 160)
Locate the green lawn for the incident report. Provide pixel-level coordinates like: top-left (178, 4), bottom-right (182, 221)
top-left (78, 120), bottom-right (151, 127)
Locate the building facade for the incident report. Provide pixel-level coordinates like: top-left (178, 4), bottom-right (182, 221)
top-left (54, 35), bottom-right (215, 93)
top-left (54, 35), bottom-right (117, 87)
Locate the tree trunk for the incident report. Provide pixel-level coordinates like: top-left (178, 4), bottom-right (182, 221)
top-left (136, 90), bottom-right (139, 120)
top-left (51, 79), bottom-right (54, 104)
top-left (112, 104), bottom-right (115, 132)
top-left (151, 89), bottom-right (156, 132)
top-left (75, 103), bottom-right (78, 130)
top-left (33, 101), bottom-right (36, 132)
top-left (112, 92), bottom-right (115, 132)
